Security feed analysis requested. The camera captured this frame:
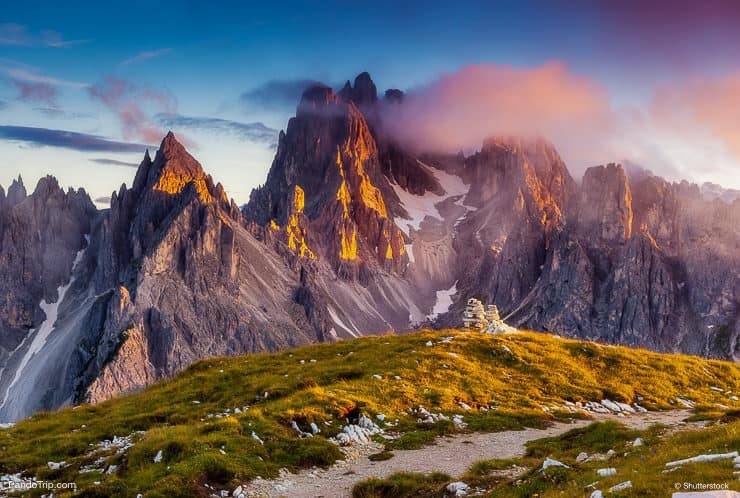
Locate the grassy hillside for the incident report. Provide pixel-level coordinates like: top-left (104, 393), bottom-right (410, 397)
top-left (1, 329), bottom-right (739, 497)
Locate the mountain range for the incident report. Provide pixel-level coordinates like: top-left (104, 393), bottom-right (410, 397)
top-left (0, 72), bottom-right (738, 422)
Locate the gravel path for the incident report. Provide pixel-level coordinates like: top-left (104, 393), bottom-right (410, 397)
top-left (242, 410), bottom-right (698, 498)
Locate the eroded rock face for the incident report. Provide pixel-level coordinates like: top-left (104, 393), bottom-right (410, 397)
top-left (450, 137), bottom-right (576, 314)
top-left (510, 163), bottom-right (739, 359)
top-left (577, 164), bottom-right (633, 245)
top-left (0, 176), bottom-right (95, 347)
top-left (74, 132), bottom-right (326, 405)
top-left (245, 83), bottom-right (409, 276)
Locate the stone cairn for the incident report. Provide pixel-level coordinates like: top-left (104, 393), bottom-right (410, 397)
top-left (463, 298), bottom-right (506, 333)
top-left (463, 298), bottom-right (487, 329)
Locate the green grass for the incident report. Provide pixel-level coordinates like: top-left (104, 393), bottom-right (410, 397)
top-left (355, 419), bottom-right (740, 497)
top-left (525, 420), bottom-right (641, 457)
top-left (367, 450), bottom-right (395, 462)
top-left (352, 471), bottom-right (451, 498)
top-left (0, 329), bottom-right (739, 497)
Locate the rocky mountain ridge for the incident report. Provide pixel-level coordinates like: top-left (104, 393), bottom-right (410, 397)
top-left (0, 72), bottom-right (737, 421)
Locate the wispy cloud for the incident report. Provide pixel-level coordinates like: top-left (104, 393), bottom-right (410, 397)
top-left (0, 62), bottom-right (88, 89)
top-left (94, 196), bottom-right (111, 205)
top-left (156, 113), bottom-right (278, 147)
top-left (33, 106), bottom-right (93, 119)
top-left (0, 23), bottom-right (90, 47)
top-left (0, 23), bottom-right (30, 46)
top-left (0, 125), bottom-right (152, 153)
top-left (39, 30), bottom-right (91, 48)
top-left (120, 48), bottom-right (173, 66)
top-left (13, 79), bottom-right (57, 105)
top-left (240, 78), bottom-right (323, 111)
top-left (88, 75), bottom-right (176, 143)
top-left (89, 158), bottom-right (139, 167)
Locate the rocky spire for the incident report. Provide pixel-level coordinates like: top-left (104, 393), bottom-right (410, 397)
top-left (338, 72), bottom-right (378, 107)
top-left (6, 175), bottom-right (26, 207)
top-left (128, 132), bottom-right (225, 206)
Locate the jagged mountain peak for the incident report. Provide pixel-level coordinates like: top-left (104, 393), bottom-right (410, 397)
top-left (339, 72), bottom-right (378, 106)
top-left (245, 76), bottom-right (409, 272)
top-left (31, 175), bottom-right (62, 197)
top-left (130, 131), bottom-right (225, 204)
top-left (152, 132), bottom-right (206, 185)
top-left (6, 175), bottom-right (27, 206)
top-left (297, 84), bottom-right (343, 116)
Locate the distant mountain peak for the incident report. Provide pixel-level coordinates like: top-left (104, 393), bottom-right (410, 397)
top-left (6, 175), bottom-right (27, 206)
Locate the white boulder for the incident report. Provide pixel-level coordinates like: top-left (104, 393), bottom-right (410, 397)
top-left (666, 451), bottom-right (738, 467)
top-left (600, 399), bottom-right (622, 412)
top-left (541, 457), bottom-right (569, 470)
top-left (609, 481), bottom-right (632, 492)
top-left (446, 481), bottom-right (469, 497)
top-left (251, 432), bottom-right (264, 445)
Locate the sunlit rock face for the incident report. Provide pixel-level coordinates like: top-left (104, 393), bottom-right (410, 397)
top-left (244, 82), bottom-right (411, 276)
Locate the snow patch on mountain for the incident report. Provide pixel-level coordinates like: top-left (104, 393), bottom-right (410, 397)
top-left (392, 162), bottom-right (472, 236)
top-left (0, 240), bottom-right (88, 412)
top-left (427, 281), bottom-right (457, 321)
top-left (328, 307), bottom-right (360, 338)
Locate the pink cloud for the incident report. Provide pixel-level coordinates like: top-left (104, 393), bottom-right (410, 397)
top-left (379, 62), bottom-right (740, 188)
top-left (652, 72), bottom-right (740, 160)
top-left (88, 75), bottom-right (182, 144)
top-left (382, 63), bottom-right (617, 173)
top-left (13, 79), bottom-right (57, 105)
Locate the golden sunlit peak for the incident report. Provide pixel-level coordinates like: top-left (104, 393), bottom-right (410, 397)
top-left (153, 171), bottom-right (214, 203)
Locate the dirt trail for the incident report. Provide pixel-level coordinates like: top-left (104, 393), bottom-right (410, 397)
top-left (243, 410), bottom-right (699, 498)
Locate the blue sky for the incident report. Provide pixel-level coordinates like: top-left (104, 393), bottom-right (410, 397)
top-left (2, 0), bottom-right (740, 205)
